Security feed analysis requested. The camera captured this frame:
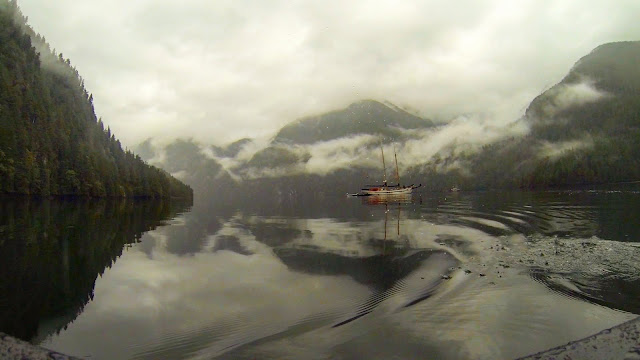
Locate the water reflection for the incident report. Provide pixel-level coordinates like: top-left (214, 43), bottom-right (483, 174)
top-left (3, 190), bottom-right (640, 359)
top-left (0, 197), bottom-right (190, 342)
top-left (132, 190), bottom-right (640, 359)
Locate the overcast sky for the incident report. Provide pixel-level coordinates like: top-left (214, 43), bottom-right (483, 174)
top-left (17, 0), bottom-right (640, 148)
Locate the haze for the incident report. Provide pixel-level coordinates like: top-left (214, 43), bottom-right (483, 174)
top-left (18, 0), bottom-right (640, 148)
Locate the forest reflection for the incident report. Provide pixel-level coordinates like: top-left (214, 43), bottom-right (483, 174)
top-left (0, 197), bottom-right (191, 341)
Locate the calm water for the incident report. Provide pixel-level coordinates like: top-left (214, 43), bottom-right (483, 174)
top-left (1, 189), bottom-right (640, 359)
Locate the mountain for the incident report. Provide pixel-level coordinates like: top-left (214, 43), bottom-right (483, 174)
top-left (0, 1), bottom-right (192, 199)
top-left (211, 138), bottom-right (252, 158)
top-left (526, 41), bottom-right (640, 141)
top-left (426, 41), bottom-right (640, 190)
top-left (274, 100), bottom-right (434, 144)
top-left (136, 138), bottom-right (234, 204)
top-left (140, 41), bottom-right (640, 200)
top-left (514, 41), bottom-right (640, 187)
top-left (137, 100), bottom-right (435, 200)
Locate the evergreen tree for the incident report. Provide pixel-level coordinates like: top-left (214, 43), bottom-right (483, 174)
top-left (0, 0), bottom-right (192, 199)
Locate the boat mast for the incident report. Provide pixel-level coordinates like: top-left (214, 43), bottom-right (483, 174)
top-left (393, 145), bottom-right (400, 185)
top-left (380, 142), bottom-right (387, 184)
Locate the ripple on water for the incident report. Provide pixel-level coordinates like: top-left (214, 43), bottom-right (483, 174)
top-left (496, 235), bottom-right (640, 315)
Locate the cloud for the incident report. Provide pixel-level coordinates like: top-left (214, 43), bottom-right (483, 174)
top-left (17, 0), bottom-right (640, 148)
top-left (211, 113), bottom-right (528, 179)
top-left (54, 214), bottom-right (373, 358)
top-left (541, 80), bottom-right (609, 116)
top-left (303, 135), bottom-right (381, 176)
top-left (401, 114), bottom-right (529, 167)
top-left (538, 137), bottom-right (594, 160)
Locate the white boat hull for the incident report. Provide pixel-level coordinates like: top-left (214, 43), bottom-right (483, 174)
top-left (361, 186), bottom-right (415, 195)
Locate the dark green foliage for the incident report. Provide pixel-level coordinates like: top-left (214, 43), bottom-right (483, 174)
top-left (0, 196), bottom-right (191, 340)
top-left (0, 1), bottom-right (192, 199)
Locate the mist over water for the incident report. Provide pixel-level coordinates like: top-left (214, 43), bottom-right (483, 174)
top-left (2, 188), bottom-right (639, 359)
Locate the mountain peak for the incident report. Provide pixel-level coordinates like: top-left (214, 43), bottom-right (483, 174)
top-left (566, 41), bottom-right (640, 93)
top-left (526, 40), bottom-right (640, 121)
top-left (273, 100), bottom-right (434, 145)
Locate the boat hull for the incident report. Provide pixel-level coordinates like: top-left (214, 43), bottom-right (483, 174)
top-left (361, 187), bottom-right (414, 195)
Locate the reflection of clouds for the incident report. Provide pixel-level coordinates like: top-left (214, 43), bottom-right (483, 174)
top-left (43, 225), bottom-right (373, 359)
top-left (231, 214), bottom-right (491, 263)
top-left (220, 213), bottom-right (496, 268)
top-left (222, 266), bottom-right (633, 360)
top-left (390, 273), bottom-right (633, 359)
top-left (40, 194), bottom-right (637, 359)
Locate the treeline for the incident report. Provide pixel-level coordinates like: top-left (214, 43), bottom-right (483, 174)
top-left (0, 0), bottom-right (192, 198)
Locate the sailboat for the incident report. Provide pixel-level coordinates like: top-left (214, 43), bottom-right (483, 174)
top-left (355, 143), bottom-right (421, 196)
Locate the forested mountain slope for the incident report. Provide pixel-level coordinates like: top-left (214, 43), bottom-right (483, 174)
top-left (0, 0), bottom-right (192, 198)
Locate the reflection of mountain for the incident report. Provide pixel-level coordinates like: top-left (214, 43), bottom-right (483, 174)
top-left (0, 197), bottom-right (191, 342)
top-left (274, 247), bottom-right (456, 291)
top-left (238, 205), bottom-right (460, 327)
top-left (237, 200), bottom-right (458, 293)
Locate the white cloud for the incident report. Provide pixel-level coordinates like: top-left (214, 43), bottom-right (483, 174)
top-left (541, 80), bottom-right (609, 116)
top-left (539, 137), bottom-right (594, 160)
top-left (226, 115), bottom-right (528, 179)
top-left (16, 0), bottom-right (640, 148)
top-left (303, 135), bottom-right (380, 176)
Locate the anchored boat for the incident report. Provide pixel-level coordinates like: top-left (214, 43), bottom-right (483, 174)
top-left (353, 143), bottom-right (421, 196)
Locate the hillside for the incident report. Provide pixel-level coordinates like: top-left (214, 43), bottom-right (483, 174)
top-left (274, 100), bottom-right (434, 144)
top-left (517, 41), bottom-right (640, 187)
top-left (0, 1), bottom-right (192, 198)
top-left (526, 41), bottom-right (640, 141)
top-left (407, 41), bottom-right (640, 190)
top-left (139, 41), bottom-right (640, 199)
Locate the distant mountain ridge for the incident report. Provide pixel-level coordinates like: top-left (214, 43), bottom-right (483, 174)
top-left (274, 100), bottom-right (434, 144)
top-left (464, 40), bottom-right (640, 189)
top-left (139, 41), bottom-right (640, 199)
top-left (137, 100), bottom-right (431, 200)
top-left (526, 41), bottom-right (640, 140)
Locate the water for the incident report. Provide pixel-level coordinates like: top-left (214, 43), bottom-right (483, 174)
top-left (1, 190), bottom-right (639, 359)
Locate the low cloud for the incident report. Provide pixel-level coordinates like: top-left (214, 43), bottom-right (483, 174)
top-left (218, 114), bottom-right (529, 180)
top-left (401, 114), bottom-right (528, 168)
top-left (538, 137), bottom-right (594, 160)
top-left (542, 80), bottom-right (609, 116)
top-left (303, 135), bottom-right (380, 176)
